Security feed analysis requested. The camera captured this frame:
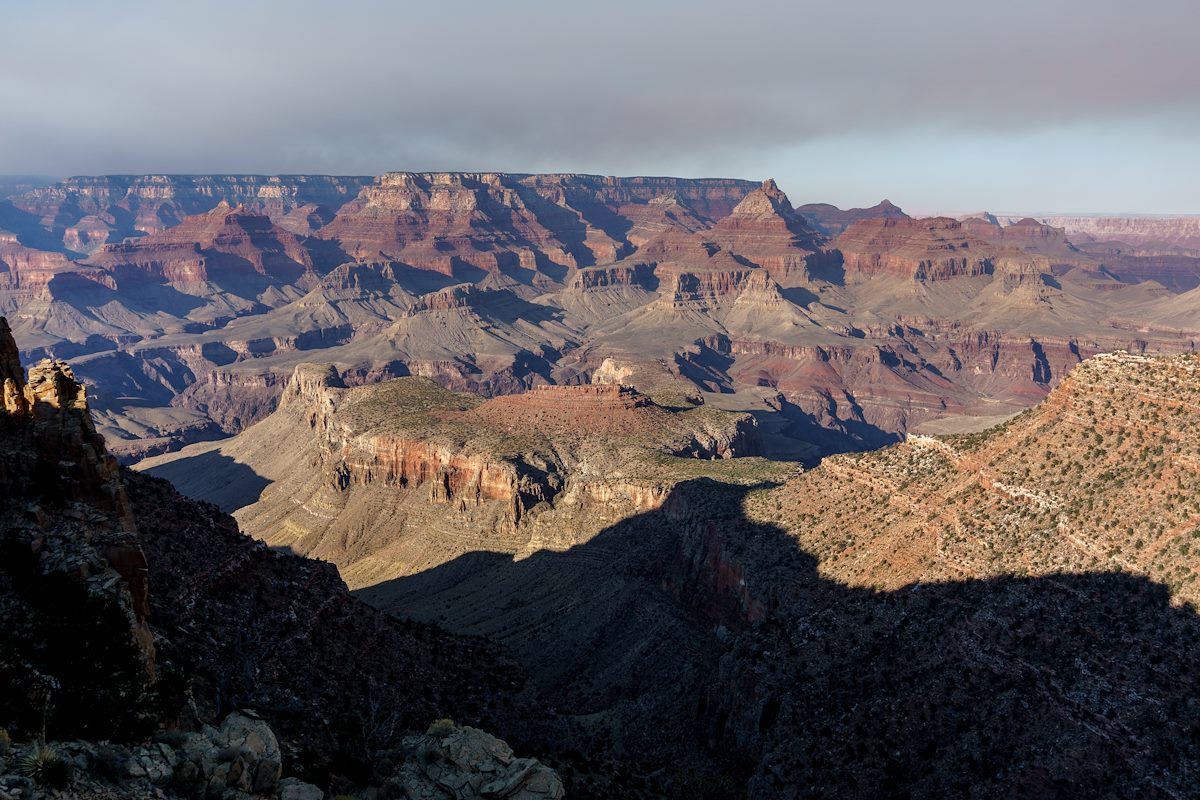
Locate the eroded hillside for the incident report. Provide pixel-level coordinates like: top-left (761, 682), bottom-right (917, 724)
top-left (748, 351), bottom-right (1200, 602)
top-left (5, 172), bottom-right (1198, 463)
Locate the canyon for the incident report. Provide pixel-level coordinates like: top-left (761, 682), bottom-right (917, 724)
top-left (142, 332), bottom-right (1200, 798)
top-left (3, 172), bottom-right (1198, 465)
top-left (5, 171), bottom-right (1200, 796)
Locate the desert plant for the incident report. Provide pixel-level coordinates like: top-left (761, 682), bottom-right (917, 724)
top-left (426, 718), bottom-right (456, 738)
top-left (15, 745), bottom-right (74, 788)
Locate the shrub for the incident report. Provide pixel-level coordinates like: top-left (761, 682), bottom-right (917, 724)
top-left (15, 746), bottom-right (75, 788)
top-left (426, 718), bottom-right (456, 739)
top-left (0, 727), bottom-right (10, 755)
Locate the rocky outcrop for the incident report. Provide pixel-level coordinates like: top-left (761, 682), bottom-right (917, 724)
top-left (467, 383), bottom-right (658, 434)
top-left (0, 316), bottom-right (154, 740)
top-left (0, 712), bottom-right (564, 800)
top-left (654, 260), bottom-right (773, 308)
top-left (0, 317), bottom-right (27, 413)
top-left (391, 722), bottom-right (563, 800)
top-left (569, 262), bottom-right (657, 290)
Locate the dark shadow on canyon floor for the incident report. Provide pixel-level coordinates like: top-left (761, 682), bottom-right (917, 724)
top-left (357, 478), bottom-right (1200, 799)
top-left (141, 449), bottom-right (270, 512)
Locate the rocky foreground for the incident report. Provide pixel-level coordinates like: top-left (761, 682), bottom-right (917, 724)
top-left (0, 313), bottom-right (563, 799)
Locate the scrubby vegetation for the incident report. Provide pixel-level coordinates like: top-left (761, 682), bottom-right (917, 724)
top-left (746, 353), bottom-right (1200, 602)
top-left (14, 745), bottom-right (74, 789)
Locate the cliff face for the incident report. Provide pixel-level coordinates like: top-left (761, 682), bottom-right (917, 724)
top-left (833, 216), bottom-right (1044, 281)
top-left (0, 316), bottom-right (154, 740)
top-left (0, 316), bottom-right (567, 798)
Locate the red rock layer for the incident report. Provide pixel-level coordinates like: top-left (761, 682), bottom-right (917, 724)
top-left (87, 202), bottom-right (325, 287)
top-left (569, 262), bottom-right (657, 290)
top-left (834, 216), bottom-right (1044, 281)
top-left (639, 179), bottom-right (828, 283)
top-left (318, 172), bottom-right (759, 277)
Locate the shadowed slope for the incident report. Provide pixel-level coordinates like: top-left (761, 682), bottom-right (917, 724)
top-left (361, 475), bottom-right (1200, 799)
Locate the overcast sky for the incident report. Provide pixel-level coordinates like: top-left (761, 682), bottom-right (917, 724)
top-left (2, 0), bottom-right (1197, 213)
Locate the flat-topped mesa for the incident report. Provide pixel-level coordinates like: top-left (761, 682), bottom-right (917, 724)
top-left (794, 199), bottom-right (909, 236)
top-left (835, 216), bottom-right (1016, 281)
top-left (570, 262), bottom-right (658, 291)
top-left (405, 283), bottom-right (479, 314)
top-left (465, 383), bottom-right (667, 437)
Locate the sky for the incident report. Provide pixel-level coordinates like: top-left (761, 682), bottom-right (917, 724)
top-left (1, 0), bottom-right (1197, 213)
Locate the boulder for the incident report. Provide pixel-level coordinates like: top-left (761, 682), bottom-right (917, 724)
top-left (279, 776), bottom-right (325, 800)
top-left (213, 711), bottom-right (283, 796)
top-left (391, 723), bottom-right (563, 800)
top-left (126, 741), bottom-right (176, 786)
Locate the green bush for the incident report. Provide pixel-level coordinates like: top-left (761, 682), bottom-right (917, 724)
top-left (15, 746), bottom-right (75, 789)
top-left (426, 718), bottom-right (456, 738)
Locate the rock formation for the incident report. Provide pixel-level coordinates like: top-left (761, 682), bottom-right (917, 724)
top-left (0, 316), bottom-right (153, 740)
top-left (8, 175), bottom-right (373, 254)
top-left (0, 320), bottom-right (563, 798)
top-left (833, 216), bottom-right (1039, 281)
top-left (139, 363), bottom-right (768, 591)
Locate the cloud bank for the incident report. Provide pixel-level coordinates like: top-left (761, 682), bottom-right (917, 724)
top-left (2, 0), bottom-right (1197, 211)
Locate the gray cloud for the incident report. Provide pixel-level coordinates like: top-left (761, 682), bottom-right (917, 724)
top-left (1, 0), bottom-right (1197, 210)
